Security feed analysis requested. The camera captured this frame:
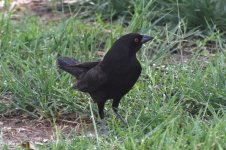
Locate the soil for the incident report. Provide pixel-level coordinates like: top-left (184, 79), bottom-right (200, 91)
top-left (0, 113), bottom-right (94, 149)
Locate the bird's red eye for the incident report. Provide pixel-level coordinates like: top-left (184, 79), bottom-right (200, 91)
top-left (134, 38), bottom-right (139, 43)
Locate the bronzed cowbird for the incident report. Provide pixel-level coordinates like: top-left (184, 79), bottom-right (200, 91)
top-left (57, 33), bottom-right (152, 132)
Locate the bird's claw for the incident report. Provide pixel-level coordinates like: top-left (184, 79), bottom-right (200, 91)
top-left (100, 119), bottom-right (110, 135)
top-left (113, 110), bottom-right (129, 126)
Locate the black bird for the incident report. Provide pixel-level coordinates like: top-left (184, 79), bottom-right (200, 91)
top-left (57, 33), bottom-right (152, 131)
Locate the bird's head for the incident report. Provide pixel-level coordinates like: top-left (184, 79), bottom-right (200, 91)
top-left (115, 33), bottom-right (153, 53)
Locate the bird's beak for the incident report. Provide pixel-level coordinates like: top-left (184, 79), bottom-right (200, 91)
top-left (141, 35), bottom-right (153, 44)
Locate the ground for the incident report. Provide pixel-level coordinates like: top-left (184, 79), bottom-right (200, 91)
top-left (0, 0), bottom-right (224, 149)
top-left (0, 1), bottom-right (94, 148)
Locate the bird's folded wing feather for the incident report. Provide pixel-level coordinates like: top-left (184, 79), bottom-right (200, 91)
top-left (74, 65), bottom-right (108, 92)
top-left (68, 61), bottom-right (100, 69)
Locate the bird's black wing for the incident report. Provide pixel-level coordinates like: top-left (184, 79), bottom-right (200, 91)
top-left (69, 61), bottom-right (100, 69)
top-left (74, 65), bottom-right (108, 92)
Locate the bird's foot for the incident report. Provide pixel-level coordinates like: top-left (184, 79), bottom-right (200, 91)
top-left (100, 119), bottom-right (110, 135)
top-left (113, 111), bottom-right (128, 126)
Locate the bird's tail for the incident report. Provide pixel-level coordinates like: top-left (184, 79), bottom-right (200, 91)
top-left (57, 57), bottom-right (79, 67)
top-left (57, 56), bottom-right (82, 78)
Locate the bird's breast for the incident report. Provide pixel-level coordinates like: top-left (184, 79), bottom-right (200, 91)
top-left (98, 57), bottom-right (142, 99)
top-left (108, 60), bottom-right (141, 87)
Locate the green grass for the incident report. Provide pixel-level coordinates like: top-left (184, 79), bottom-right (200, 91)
top-left (0, 5), bottom-right (226, 150)
top-left (57, 0), bottom-right (226, 30)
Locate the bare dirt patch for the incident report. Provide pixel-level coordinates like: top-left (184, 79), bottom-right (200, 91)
top-left (1, 0), bottom-right (72, 22)
top-left (0, 113), bottom-right (93, 149)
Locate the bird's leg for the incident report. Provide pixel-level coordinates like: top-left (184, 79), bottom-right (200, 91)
top-left (97, 102), bottom-right (108, 134)
top-left (112, 99), bottom-right (128, 126)
top-left (101, 119), bottom-right (107, 132)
